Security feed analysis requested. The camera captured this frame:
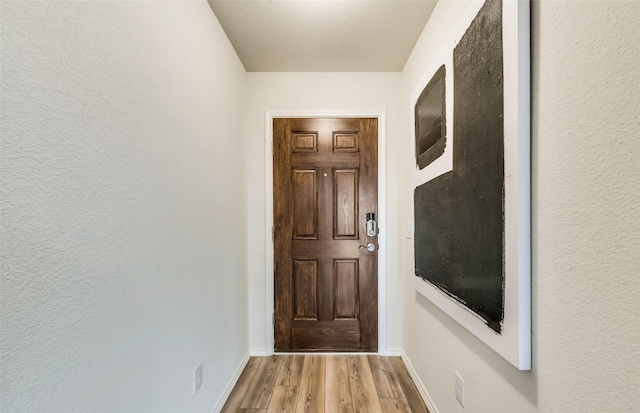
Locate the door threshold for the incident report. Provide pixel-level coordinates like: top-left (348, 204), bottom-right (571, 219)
top-left (272, 351), bottom-right (379, 356)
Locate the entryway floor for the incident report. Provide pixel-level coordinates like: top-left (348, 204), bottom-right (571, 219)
top-left (221, 355), bottom-right (429, 413)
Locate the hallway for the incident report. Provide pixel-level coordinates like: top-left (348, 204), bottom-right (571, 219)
top-left (221, 355), bottom-right (429, 413)
top-left (3, 1), bottom-right (639, 411)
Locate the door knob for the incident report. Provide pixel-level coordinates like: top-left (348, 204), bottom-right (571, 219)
top-left (359, 243), bottom-right (376, 252)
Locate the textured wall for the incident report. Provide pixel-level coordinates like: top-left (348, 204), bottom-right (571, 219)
top-left (401, 0), bottom-right (639, 412)
top-left (245, 72), bottom-right (404, 353)
top-left (1, 2), bottom-right (248, 412)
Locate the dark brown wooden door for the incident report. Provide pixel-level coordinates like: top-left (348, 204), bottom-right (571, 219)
top-left (274, 118), bottom-right (378, 351)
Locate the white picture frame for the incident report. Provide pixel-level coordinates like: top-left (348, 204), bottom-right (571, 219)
top-left (411, 0), bottom-right (531, 370)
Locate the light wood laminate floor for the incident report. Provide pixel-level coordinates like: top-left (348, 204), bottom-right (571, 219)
top-left (221, 355), bottom-right (429, 413)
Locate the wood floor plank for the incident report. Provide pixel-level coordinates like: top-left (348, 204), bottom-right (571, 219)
top-left (325, 355), bottom-right (354, 413)
top-left (379, 398), bottom-right (411, 413)
top-left (276, 355), bottom-right (305, 386)
top-left (238, 410), bottom-right (268, 413)
top-left (388, 357), bottom-right (429, 413)
top-left (241, 356), bottom-right (285, 409)
top-left (267, 385), bottom-right (299, 413)
top-left (295, 355), bottom-right (325, 413)
top-left (221, 357), bottom-right (261, 413)
top-left (348, 355), bottom-right (383, 413)
top-left (368, 356), bottom-right (404, 398)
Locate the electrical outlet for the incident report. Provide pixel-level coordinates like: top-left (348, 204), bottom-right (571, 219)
top-left (405, 221), bottom-right (413, 239)
top-left (455, 372), bottom-right (465, 407)
top-left (193, 363), bottom-right (203, 395)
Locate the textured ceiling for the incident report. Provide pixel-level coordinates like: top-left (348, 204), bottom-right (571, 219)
top-left (207, 0), bottom-right (437, 72)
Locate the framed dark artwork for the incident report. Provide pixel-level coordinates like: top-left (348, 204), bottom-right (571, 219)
top-left (411, 0), bottom-right (531, 370)
top-left (415, 65), bottom-right (446, 169)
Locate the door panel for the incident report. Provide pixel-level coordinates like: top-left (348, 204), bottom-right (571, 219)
top-left (333, 259), bottom-right (359, 319)
top-left (292, 169), bottom-right (318, 240)
top-left (291, 320), bottom-right (360, 350)
top-left (274, 118), bottom-right (378, 351)
top-left (293, 259), bottom-right (318, 320)
top-left (333, 169), bottom-right (359, 239)
top-left (333, 132), bottom-right (359, 152)
top-left (292, 132), bottom-right (318, 153)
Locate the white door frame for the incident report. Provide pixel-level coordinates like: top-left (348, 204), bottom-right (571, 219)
top-left (264, 109), bottom-right (388, 355)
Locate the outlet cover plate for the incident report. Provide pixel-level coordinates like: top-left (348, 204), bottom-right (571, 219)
top-left (455, 371), bottom-right (465, 407)
top-left (194, 363), bottom-right (203, 395)
top-left (405, 221), bottom-right (413, 239)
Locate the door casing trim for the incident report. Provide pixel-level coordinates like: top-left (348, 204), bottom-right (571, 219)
top-left (264, 110), bottom-right (387, 355)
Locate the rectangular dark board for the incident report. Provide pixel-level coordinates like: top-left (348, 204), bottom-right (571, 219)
top-left (414, 0), bottom-right (505, 333)
top-left (415, 65), bottom-right (446, 169)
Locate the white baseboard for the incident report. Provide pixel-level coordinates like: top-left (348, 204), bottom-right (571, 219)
top-left (400, 350), bottom-right (440, 413)
top-left (385, 348), bottom-right (403, 357)
top-left (250, 349), bottom-right (269, 357)
top-left (211, 351), bottom-right (250, 413)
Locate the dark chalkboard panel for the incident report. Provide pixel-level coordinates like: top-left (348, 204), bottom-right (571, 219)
top-left (414, 0), bottom-right (505, 333)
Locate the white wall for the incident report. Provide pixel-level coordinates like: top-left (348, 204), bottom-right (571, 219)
top-left (1, 2), bottom-right (248, 412)
top-left (245, 73), bottom-right (404, 354)
top-left (401, 0), bottom-right (640, 412)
